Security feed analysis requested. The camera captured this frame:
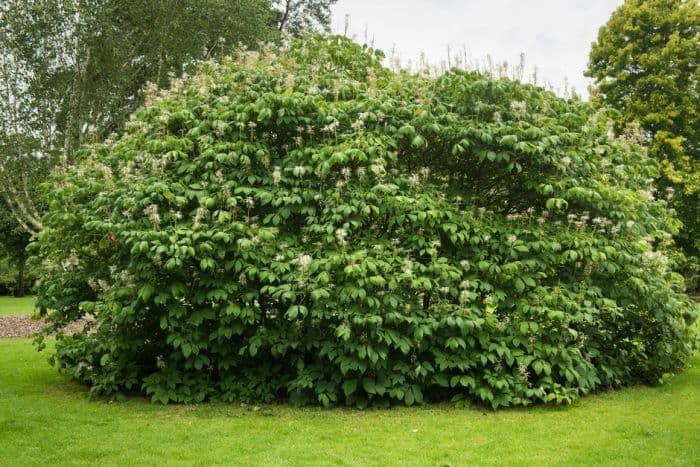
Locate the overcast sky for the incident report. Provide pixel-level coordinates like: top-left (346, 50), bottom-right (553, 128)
top-left (331, 0), bottom-right (624, 99)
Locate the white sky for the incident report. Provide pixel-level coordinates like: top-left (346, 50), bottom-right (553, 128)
top-left (331, 0), bottom-right (624, 99)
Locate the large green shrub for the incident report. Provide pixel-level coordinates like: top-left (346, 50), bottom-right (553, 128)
top-left (35, 36), bottom-right (697, 408)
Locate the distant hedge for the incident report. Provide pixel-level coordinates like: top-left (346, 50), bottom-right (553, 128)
top-left (35, 36), bottom-right (697, 408)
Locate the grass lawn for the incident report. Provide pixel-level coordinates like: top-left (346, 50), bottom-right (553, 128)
top-left (0, 338), bottom-right (698, 466)
top-left (0, 296), bottom-right (35, 316)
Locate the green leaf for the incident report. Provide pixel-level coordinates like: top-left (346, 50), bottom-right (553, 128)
top-left (398, 124), bottom-right (416, 137)
top-left (368, 275), bottom-right (386, 286)
top-left (138, 284), bottom-right (155, 301)
top-left (343, 379), bottom-right (358, 397)
top-left (285, 305), bottom-right (308, 320)
top-left (335, 323), bottom-right (351, 341)
top-left (533, 360), bottom-right (543, 375)
top-left (411, 135), bottom-right (426, 148)
top-left (433, 374), bottom-right (449, 387)
top-left (499, 135), bottom-right (518, 146)
top-left (404, 388), bottom-right (415, 405)
top-left (412, 386), bottom-right (423, 404)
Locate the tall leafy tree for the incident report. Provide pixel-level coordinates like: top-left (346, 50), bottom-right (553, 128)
top-left (0, 0), bottom-right (280, 234)
top-left (586, 0), bottom-right (700, 289)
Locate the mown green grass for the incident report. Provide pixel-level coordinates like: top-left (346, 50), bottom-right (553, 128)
top-left (0, 296), bottom-right (35, 316)
top-left (0, 338), bottom-right (698, 466)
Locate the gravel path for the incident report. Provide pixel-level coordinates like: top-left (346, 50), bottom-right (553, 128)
top-left (0, 315), bottom-right (88, 338)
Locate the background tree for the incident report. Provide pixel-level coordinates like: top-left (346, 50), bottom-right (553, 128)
top-left (0, 198), bottom-right (31, 296)
top-left (0, 131), bottom-right (48, 295)
top-left (586, 0), bottom-right (700, 290)
top-left (276, 0), bottom-right (337, 36)
top-left (0, 0), bottom-right (280, 234)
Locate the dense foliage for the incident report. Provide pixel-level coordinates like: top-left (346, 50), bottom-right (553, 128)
top-left (586, 0), bottom-right (700, 290)
top-left (0, 197), bottom-right (32, 296)
top-left (0, 0), bottom-right (335, 235)
top-left (36, 36), bottom-right (697, 408)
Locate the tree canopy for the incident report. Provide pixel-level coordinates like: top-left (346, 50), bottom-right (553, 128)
top-left (35, 36), bottom-right (697, 408)
top-left (586, 0), bottom-right (700, 288)
top-left (0, 0), bottom-right (336, 235)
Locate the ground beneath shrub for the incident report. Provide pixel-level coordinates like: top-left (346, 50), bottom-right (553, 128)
top-left (0, 339), bottom-right (698, 465)
top-left (0, 315), bottom-right (87, 338)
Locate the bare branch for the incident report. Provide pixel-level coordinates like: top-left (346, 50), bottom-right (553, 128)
top-left (278, 0), bottom-right (292, 32)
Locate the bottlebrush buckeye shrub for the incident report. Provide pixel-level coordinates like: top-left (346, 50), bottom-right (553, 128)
top-left (34, 36), bottom-right (697, 408)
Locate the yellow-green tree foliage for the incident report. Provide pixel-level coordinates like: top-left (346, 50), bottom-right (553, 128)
top-left (587, 0), bottom-right (699, 289)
